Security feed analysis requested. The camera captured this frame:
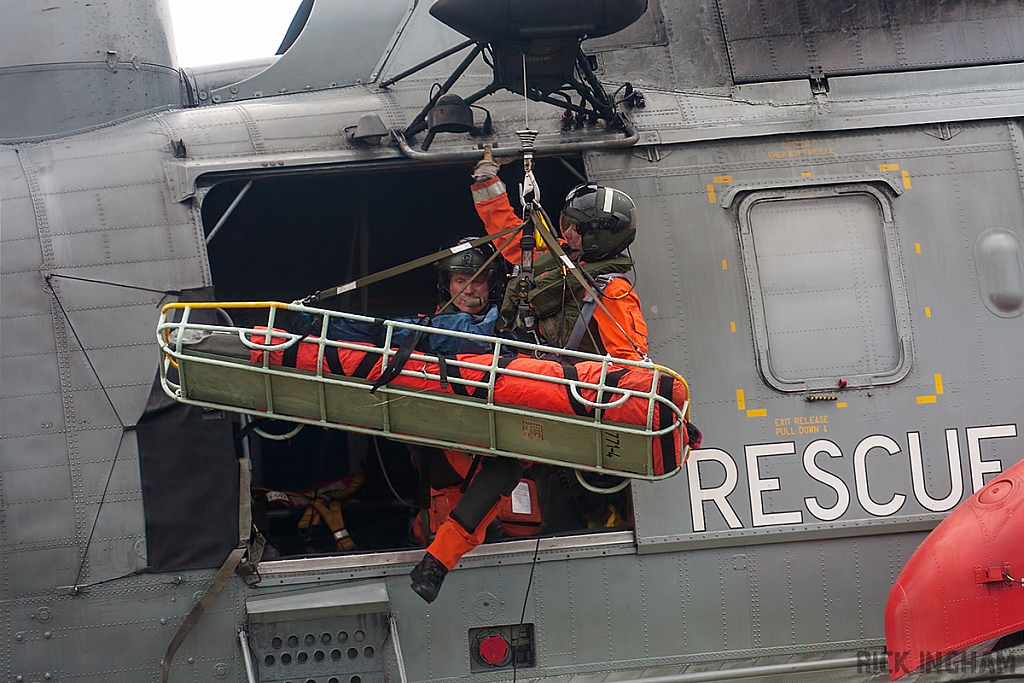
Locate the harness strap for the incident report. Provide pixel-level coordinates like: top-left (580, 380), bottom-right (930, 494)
top-left (564, 274), bottom-right (625, 352)
top-left (323, 346), bottom-right (345, 375)
top-left (459, 454), bottom-right (485, 494)
top-left (437, 354), bottom-right (449, 390)
top-left (445, 363), bottom-right (489, 399)
top-left (657, 374), bottom-right (677, 472)
top-left (561, 365), bottom-right (628, 418)
top-left (353, 352), bottom-right (379, 380)
top-left (565, 296), bottom-right (597, 352)
top-left (370, 328), bottom-right (424, 393)
top-left (281, 333), bottom-right (310, 368)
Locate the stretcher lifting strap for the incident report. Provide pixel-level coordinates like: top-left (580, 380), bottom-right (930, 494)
top-left (313, 222), bottom-right (524, 303)
top-left (657, 374), bottom-right (677, 462)
top-left (159, 546), bottom-right (247, 683)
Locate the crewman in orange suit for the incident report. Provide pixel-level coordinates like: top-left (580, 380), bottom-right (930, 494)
top-left (409, 158), bottom-right (656, 604)
top-left (471, 157), bottom-right (648, 359)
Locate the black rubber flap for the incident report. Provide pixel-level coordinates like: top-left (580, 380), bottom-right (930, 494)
top-left (136, 288), bottom-right (240, 571)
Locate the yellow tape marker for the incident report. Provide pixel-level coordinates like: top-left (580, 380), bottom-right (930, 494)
top-left (879, 163), bottom-right (900, 172)
top-left (730, 321), bottom-right (737, 333)
top-left (713, 175), bottom-right (733, 183)
top-left (747, 409), bottom-right (767, 418)
top-left (736, 389), bottom-right (746, 411)
top-left (917, 395), bottom-right (937, 404)
top-left (935, 373), bottom-right (944, 395)
top-left (802, 172), bottom-right (812, 178)
top-left (721, 259), bottom-right (728, 271)
top-left (707, 184), bottom-right (717, 203)
top-left (915, 243), bottom-right (921, 254)
top-left (925, 307), bottom-right (931, 318)
top-left (902, 170), bottom-right (912, 189)
top-left (836, 402), bottom-right (848, 408)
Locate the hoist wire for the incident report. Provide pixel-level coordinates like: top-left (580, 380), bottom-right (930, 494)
top-left (373, 437), bottom-right (417, 509)
top-left (522, 53), bottom-right (529, 130)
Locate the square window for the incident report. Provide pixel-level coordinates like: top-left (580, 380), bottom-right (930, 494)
top-left (737, 184), bottom-right (911, 392)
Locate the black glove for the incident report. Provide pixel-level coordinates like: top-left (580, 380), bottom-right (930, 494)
top-left (686, 421), bottom-right (702, 449)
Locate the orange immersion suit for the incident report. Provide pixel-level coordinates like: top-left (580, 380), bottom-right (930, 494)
top-left (423, 175), bottom-right (652, 572)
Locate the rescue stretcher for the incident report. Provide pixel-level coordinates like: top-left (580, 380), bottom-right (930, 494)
top-left (156, 302), bottom-right (691, 481)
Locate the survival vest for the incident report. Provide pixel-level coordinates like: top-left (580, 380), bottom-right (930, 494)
top-left (498, 252), bottom-right (634, 355)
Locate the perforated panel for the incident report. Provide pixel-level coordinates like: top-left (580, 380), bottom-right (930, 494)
top-left (248, 613), bottom-right (388, 683)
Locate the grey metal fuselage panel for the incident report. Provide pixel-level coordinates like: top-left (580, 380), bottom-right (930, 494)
top-left (2, 0), bottom-right (1024, 682)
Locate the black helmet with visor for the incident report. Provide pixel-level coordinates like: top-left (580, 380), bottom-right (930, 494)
top-left (560, 184), bottom-right (637, 260)
top-left (435, 238), bottom-right (506, 306)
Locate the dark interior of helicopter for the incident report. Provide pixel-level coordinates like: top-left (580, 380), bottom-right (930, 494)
top-left (197, 157), bottom-right (634, 560)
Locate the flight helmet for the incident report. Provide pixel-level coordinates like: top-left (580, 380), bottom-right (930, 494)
top-left (436, 238), bottom-right (506, 304)
top-left (560, 184), bottom-right (637, 260)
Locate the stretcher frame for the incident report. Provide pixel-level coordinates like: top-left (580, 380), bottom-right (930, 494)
top-left (157, 302), bottom-right (689, 481)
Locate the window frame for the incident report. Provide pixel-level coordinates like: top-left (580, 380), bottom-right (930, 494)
top-left (736, 183), bottom-right (913, 393)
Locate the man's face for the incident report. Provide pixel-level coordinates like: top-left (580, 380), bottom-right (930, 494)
top-left (561, 219), bottom-right (583, 259)
top-left (449, 272), bottom-right (490, 314)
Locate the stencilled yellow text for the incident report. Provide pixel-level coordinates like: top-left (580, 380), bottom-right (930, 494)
top-left (775, 414), bottom-right (829, 436)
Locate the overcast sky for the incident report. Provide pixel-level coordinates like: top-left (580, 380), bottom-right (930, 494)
top-left (169, 0), bottom-right (305, 67)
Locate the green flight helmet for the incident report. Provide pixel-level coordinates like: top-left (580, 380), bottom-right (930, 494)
top-left (436, 238), bottom-right (506, 303)
top-left (560, 184), bottom-right (638, 260)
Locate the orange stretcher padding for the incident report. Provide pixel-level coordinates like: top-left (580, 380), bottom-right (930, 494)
top-left (249, 330), bottom-right (687, 476)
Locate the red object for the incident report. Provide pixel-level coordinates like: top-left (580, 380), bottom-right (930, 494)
top-left (478, 634), bottom-right (510, 666)
top-left (250, 330), bottom-right (688, 474)
top-left (884, 458), bottom-right (1024, 680)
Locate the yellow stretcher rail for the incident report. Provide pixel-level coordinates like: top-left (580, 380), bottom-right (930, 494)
top-left (157, 301), bottom-right (690, 481)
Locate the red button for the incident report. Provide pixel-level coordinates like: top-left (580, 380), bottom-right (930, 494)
top-left (479, 634), bottom-right (510, 665)
top-left (979, 479), bottom-right (1014, 504)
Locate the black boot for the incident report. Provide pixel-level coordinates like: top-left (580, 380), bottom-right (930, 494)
top-left (410, 552), bottom-right (449, 604)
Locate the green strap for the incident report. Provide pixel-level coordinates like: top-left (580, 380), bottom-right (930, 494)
top-left (314, 222), bottom-right (526, 303)
top-left (159, 546), bottom-right (247, 683)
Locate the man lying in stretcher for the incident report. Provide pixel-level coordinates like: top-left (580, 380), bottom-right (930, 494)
top-left (408, 160), bottom-right (702, 604)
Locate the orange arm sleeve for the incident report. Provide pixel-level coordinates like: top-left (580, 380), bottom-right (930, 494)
top-left (471, 176), bottom-right (525, 264)
top-left (594, 277), bottom-right (648, 361)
